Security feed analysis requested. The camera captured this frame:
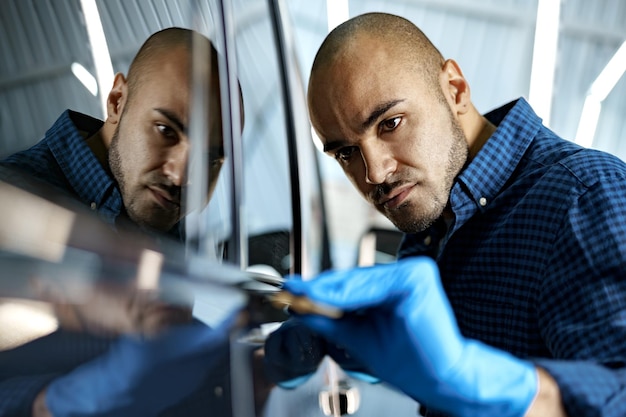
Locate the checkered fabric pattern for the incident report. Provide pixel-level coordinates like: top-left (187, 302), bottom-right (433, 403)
top-left (0, 330), bottom-right (114, 416)
top-left (0, 110), bottom-right (205, 415)
top-left (0, 111), bottom-right (123, 415)
top-left (1, 110), bottom-right (123, 225)
top-left (400, 98), bottom-right (626, 416)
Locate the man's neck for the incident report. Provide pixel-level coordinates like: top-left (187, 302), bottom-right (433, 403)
top-left (85, 130), bottom-right (110, 173)
top-left (468, 117), bottom-right (497, 160)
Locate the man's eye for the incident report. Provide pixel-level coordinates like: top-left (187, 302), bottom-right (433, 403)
top-left (381, 117), bottom-right (401, 132)
top-left (335, 146), bottom-right (357, 162)
top-left (157, 124), bottom-right (177, 139)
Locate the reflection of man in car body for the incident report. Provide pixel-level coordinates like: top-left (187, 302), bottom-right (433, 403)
top-left (0, 27), bottom-right (235, 416)
top-left (2, 28), bottom-right (224, 235)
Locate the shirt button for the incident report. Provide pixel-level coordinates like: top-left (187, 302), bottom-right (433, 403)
top-left (479, 197), bottom-right (487, 207)
top-left (90, 202), bottom-right (97, 210)
top-left (214, 386), bottom-right (223, 397)
top-left (423, 235), bottom-right (432, 246)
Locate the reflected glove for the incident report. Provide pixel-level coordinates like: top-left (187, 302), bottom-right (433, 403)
top-left (46, 316), bottom-right (236, 417)
top-left (263, 318), bottom-right (380, 389)
top-left (284, 257), bottom-right (538, 417)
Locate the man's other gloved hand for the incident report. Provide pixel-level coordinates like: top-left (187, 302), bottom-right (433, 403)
top-left (263, 318), bottom-right (325, 388)
top-left (263, 319), bottom-right (379, 388)
top-left (45, 315), bottom-right (236, 417)
top-left (283, 257), bottom-right (538, 417)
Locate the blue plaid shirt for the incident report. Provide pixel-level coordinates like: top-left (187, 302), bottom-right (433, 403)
top-left (400, 98), bottom-right (626, 416)
top-left (1, 110), bottom-right (124, 226)
top-left (0, 111), bottom-right (199, 416)
top-left (0, 111), bottom-right (125, 415)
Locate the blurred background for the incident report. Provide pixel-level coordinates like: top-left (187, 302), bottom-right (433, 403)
top-left (1, 0), bottom-right (625, 268)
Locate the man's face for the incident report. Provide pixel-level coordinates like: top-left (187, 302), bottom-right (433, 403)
top-left (308, 36), bottom-right (468, 233)
top-left (109, 47), bottom-right (223, 232)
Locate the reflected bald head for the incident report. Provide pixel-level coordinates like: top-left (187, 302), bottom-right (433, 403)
top-left (310, 12), bottom-right (444, 90)
top-left (126, 27), bottom-right (218, 101)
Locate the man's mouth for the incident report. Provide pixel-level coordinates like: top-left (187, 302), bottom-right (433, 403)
top-left (377, 184), bottom-right (415, 210)
top-left (148, 186), bottom-right (180, 209)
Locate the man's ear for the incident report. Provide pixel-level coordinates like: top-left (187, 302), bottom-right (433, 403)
top-left (106, 73), bottom-right (128, 125)
top-left (441, 59), bottom-right (470, 115)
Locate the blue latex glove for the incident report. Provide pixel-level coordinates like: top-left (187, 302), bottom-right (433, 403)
top-left (284, 257), bottom-right (538, 417)
top-left (263, 318), bottom-right (380, 388)
top-left (45, 316), bottom-right (236, 417)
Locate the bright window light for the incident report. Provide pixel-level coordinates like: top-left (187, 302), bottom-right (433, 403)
top-left (327, 0), bottom-right (349, 33)
top-left (528, 0), bottom-right (562, 127)
top-left (80, 0), bottom-right (114, 117)
top-left (574, 97), bottom-right (602, 148)
top-left (575, 40), bottom-right (626, 147)
top-left (0, 301), bottom-right (58, 350)
top-left (589, 41), bottom-right (626, 101)
top-left (71, 62), bottom-right (98, 96)
top-left (137, 249), bottom-right (164, 290)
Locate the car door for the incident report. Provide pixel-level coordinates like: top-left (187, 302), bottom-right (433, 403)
top-left (0, 0), bottom-right (331, 415)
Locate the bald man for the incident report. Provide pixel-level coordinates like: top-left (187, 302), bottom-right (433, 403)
top-left (267, 12), bottom-right (626, 417)
top-left (2, 27), bottom-right (224, 235)
top-left (0, 28), bottom-right (234, 417)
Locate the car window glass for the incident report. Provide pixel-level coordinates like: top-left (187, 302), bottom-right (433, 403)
top-left (195, 0), bottom-right (294, 277)
top-left (0, 0), bottom-right (244, 347)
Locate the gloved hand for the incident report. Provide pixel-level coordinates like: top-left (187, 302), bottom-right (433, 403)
top-left (263, 318), bottom-right (325, 388)
top-left (283, 257), bottom-right (538, 417)
top-left (45, 315), bottom-right (237, 416)
top-left (263, 319), bottom-right (379, 389)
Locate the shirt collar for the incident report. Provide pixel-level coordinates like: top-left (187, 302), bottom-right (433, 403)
top-left (451, 98), bottom-right (543, 221)
top-left (398, 98), bottom-right (544, 259)
top-left (47, 110), bottom-right (123, 221)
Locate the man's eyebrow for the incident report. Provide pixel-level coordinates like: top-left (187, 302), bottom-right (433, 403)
top-left (322, 99), bottom-right (406, 153)
top-left (361, 99), bottom-right (405, 131)
top-left (155, 108), bottom-right (187, 134)
top-left (323, 140), bottom-right (345, 153)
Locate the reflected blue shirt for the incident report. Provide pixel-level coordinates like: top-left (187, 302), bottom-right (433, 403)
top-left (400, 98), bottom-right (626, 416)
top-left (0, 111), bottom-right (196, 416)
top-left (1, 110), bottom-right (123, 225)
top-left (0, 110), bottom-right (124, 416)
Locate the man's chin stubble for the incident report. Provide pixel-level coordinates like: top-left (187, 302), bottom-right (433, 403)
top-left (384, 202), bottom-right (442, 234)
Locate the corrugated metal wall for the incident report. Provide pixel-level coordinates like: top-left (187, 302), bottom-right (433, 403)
top-left (286, 0), bottom-right (626, 158)
top-left (556, 0), bottom-right (626, 155)
top-left (1, 0), bottom-right (625, 157)
top-left (0, 0), bottom-right (98, 155)
top-left (0, 0), bottom-right (204, 156)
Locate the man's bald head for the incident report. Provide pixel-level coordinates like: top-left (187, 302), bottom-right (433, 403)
top-left (310, 12), bottom-right (444, 90)
top-left (306, 13), bottom-right (476, 235)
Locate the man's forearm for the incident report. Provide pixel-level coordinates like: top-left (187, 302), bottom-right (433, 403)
top-left (525, 367), bottom-right (566, 417)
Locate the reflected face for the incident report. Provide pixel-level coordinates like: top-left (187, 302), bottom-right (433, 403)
top-left (308, 35), bottom-right (468, 233)
top-left (109, 47), bottom-right (224, 232)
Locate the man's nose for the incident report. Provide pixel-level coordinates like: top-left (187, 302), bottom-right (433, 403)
top-left (361, 141), bottom-right (395, 185)
top-left (163, 143), bottom-right (189, 187)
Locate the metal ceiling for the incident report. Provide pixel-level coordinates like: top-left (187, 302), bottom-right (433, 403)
top-left (0, 0), bottom-right (202, 156)
top-left (286, 0), bottom-right (626, 160)
top-left (1, 0), bottom-right (625, 158)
